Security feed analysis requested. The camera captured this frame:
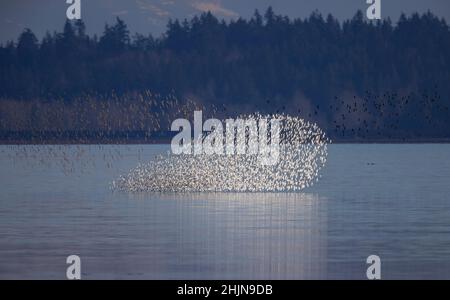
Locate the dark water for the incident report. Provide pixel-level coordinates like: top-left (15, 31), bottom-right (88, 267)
top-left (0, 144), bottom-right (450, 279)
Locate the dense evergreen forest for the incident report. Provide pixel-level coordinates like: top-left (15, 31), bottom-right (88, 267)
top-left (1, 8), bottom-right (450, 142)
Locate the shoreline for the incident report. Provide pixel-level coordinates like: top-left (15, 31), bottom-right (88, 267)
top-left (1, 130), bottom-right (450, 145)
top-left (2, 139), bottom-right (450, 145)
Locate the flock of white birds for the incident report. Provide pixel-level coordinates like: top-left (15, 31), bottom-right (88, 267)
top-left (113, 115), bottom-right (330, 192)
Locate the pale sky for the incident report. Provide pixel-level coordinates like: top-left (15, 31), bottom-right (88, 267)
top-left (1, 0), bottom-right (450, 43)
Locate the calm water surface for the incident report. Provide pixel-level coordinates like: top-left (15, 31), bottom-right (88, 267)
top-left (0, 144), bottom-right (450, 279)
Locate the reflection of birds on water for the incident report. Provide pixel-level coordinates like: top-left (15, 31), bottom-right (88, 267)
top-left (141, 192), bottom-right (327, 279)
top-left (5, 144), bottom-right (142, 175)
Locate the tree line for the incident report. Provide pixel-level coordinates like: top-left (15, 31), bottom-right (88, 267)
top-left (1, 7), bottom-right (450, 140)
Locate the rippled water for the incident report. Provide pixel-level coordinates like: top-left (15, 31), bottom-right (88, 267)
top-left (0, 144), bottom-right (450, 279)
